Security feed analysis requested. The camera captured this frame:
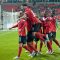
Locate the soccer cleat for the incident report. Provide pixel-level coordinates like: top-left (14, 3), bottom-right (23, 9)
top-left (30, 51), bottom-right (36, 57)
top-left (13, 56), bottom-right (20, 60)
top-left (28, 51), bottom-right (36, 57)
top-left (31, 51), bottom-right (36, 56)
top-left (46, 51), bottom-right (50, 54)
top-left (49, 51), bottom-right (53, 54)
top-left (46, 51), bottom-right (53, 54)
top-left (36, 51), bottom-right (42, 56)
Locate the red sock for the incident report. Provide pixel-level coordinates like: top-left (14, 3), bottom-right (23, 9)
top-left (50, 40), bottom-right (52, 45)
top-left (32, 42), bottom-right (37, 49)
top-left (28, 46), bottom-right (33, 52)
top-left (47, 41), bottom-right (52, 52)
top-left (18, 47), bottom-right (22, 57)
top-left (40, 41), bottom-right (43, 52)
top-left (27, 43), bottom-right (33, 52)
top-left (28, 44), bottom-right (37, 52)
top-left (47, 43), bottom-right (50, 51)
top-left (54, 40), bottom-right (60, 47)
top-left (35, 43), bottom-right (37, 50)
top-left (23, 45), bottom-right (32, 53)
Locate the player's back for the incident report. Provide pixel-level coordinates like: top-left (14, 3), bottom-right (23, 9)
top-left (26, 18), bottom-right (32, 32)
top-left (25, 7), bottom-right (40, 24)
top-left (47, 17), bottom-right (56, 32)
top-left (51, 17), bottom-right (56, 32)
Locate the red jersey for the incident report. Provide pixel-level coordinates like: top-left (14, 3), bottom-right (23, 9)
top-left (26, 18), bottom-right (32, 32)
top-left (11, 19), bottom-right (27, 36)
top-left (41, 17), bottom-right (48, 34)
top-left (46, 17), bottom-right (53, 33)
top-left (25, 7), bottom-right (40, 24)
top-left (51, 17), bottom-right (56, 32)
top-left (47, 17), bottom-right (56, 33)
top-left (18, 19), bottom-right (27, 36)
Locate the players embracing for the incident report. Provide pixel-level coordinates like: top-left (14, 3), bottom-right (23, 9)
top-left (9, 4), bottom-right (60, 60)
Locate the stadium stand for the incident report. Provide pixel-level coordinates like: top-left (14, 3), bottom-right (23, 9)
top-left (2, 5), bottom-right (19, 12)
top-left (48, 4), bottom-right (59, 7)
top-left (55, 8), bottom-right (60, 14)
top-left (0, 0), bottom-right (60, 30)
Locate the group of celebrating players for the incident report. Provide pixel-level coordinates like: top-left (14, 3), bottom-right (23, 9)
top-left (9, 4), bottom-right (60, 60)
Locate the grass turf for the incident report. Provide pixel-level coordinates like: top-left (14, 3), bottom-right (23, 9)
top-left (0, 29), bottom-right (60, 60)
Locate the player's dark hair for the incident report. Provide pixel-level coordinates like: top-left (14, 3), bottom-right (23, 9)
top-left (22, 3), bottom-right (31, 9)
top-left (22, 4), bottom-right (28, 6)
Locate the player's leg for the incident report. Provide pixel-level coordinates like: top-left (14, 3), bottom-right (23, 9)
top-left (34, 36), bottom-right (39, 50)
top-left (13, 36), bottom-right (23, 59)
top-left (39, 34), bottom-right (47, 52)
top-left (18, 43), bottom-right (23, 58)
top-left (49, 33), bottom-right (53, 45)
top-left (29, 34), bottom-right (37, 50)
top-left (31, 40), bottom-right (37, 50)
top-left (35, 38), bottom-right (39, 50)
top-left (52, 32), bottom-right (60, 48)
top-left (40, 41), bottom-right (43, 52)
top-left (27, 31), bottom-right (34, 52)
top-left (23, 44), bottom-right (33, 53)
top-left (48, 32), bottom-right (53, 47)
top-left (35, 32), bottom-right (45, 41)
top-left (22, 36), bottom-right (33, 53)
top-left (27, 31), bottom-right (38, 55)
top-left (14, 43), bottom-right (23, 59)
top-left (34, 32), bottom-right (45, 52)
top-left (32, 23), bottom-right (45, 52)
top-left (46, 34), bottom-right (52, 53)
top-left (27, 41), bottom-right (38, 53)
top-left (27, 40), bottom-right (39, 56)
top-left (30, 23), bottom-right (43, 55)
top-left (50, 40), bottom-right (52, 45)
top-left (35, 32), bottom-right (52, 53)
top-left (48, 32), bottom-right (55, 53)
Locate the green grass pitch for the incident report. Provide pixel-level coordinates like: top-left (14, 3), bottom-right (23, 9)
top-left (0, 29), bottom-right (60, 60)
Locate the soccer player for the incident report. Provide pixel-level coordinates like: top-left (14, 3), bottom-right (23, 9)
top-left (39, 12), bottom-right (53, 54)
top-left (34, 26), bottom-right (45, 53)
top-left (21, 4), bottom-right (42, 38)
top-left (33, 21), bottom-right (44, 50)
top-left (26, 17), bottom-right (38, 56)
top-left (47, 12), bottom-right (60, 49)
top-left (9, 11), bottom-right (33, 59)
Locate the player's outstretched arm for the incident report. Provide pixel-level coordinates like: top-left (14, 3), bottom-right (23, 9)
top-left (9, 23), bottom-right (18, 30)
